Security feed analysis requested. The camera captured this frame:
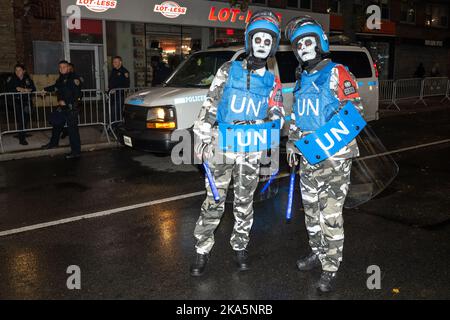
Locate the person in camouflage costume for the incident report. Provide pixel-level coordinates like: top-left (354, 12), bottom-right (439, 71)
top-left (285, 16), bottom-right (364, 292)
top-left (190, 10), bottom-right (284, 276)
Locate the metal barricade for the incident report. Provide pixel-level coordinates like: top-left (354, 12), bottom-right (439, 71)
top-left (107, 87), bottom-right (150, 140)
top-left (379, 80), bottom-right (396, 109)
top-left (441, 79), bottom-right (450, 103)
top-left (391, 78), bottom-right (423, 110)
top-left (417, 77), bottom-right (449, 106)
top-left (0, 90), bottom-right (109, 153)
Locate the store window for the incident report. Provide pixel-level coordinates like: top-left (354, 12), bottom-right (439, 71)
top-left (400, 1), bottom-right (416, 24)
top-left (251, 0), bottom-right (267, 5)
top-left (367, 41), bottom-right (390, 79)
top-left (327, 0), bottom-right (341, 14)
top-left (426, 4), bottom-right (448, 28)
top-left (215, 28), bottom-right (245, 46)
top-left (287, 0), bottom-right (312, 10)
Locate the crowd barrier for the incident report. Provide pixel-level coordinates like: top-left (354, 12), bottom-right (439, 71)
top-left (379, 77), bottom-right (450, 111)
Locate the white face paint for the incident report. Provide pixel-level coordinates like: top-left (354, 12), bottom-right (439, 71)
top-left (251, 32), bottom-right (273, 59)
top-left (296, 36), bottom-right (317, 62)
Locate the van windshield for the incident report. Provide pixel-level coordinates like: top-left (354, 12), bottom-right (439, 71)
top-left (165, 51), bottom-right (235, 88)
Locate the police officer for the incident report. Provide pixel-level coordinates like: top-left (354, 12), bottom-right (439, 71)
top-left (58, 63), bottom-right (84, 140)
top-left (108, 56), bottom-right (130, 123)
top-left (6, 64), bottom-right (36, 145)
top-left (42, 60), bottom-right (83, 159)
top-left (190, 10), bottom-right (284, 276)
top-left (285, 17), bottom-right (364, 292)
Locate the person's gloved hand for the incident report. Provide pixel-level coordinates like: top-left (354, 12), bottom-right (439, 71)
top-left (286, 141), bottom-right (300, 167)
top-left (197, 122), bottom-right (212, 143)
top-left (194, 141), bottom-right (214, 163)
top-left (194, 122), bottom-right (212, 162)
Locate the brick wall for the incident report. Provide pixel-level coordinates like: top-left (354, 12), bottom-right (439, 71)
top-left (12, 0), bottom-right (63, 73)
top-left (0, 0), bottom-right (17, 72)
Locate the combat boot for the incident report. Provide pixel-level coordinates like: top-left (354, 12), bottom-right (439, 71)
top-left (296, 252), bottom-right (321, 271)
top-left (190, 253), bottom-right (209, 277)
top-left (317, 271), bottom-right (337, 293)
top-left (235, 250), bottom-right (250, 271)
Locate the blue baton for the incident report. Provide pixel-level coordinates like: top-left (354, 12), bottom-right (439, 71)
top-left (285, 165), bottom-right (296, 223)
top-left (203, 161), bottom-right (220, 202)
top-left (260, 169), bottom-right (279, 195)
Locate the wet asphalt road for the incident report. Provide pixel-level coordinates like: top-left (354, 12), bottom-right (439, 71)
top-left (0, 108), bottom-right (449, 299)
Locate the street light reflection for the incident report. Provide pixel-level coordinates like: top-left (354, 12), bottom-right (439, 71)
top-left (9, 250), bottom-right (41, 298)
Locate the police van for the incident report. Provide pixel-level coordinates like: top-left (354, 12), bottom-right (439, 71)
top-left (119, 44), bottom-right (379, 153)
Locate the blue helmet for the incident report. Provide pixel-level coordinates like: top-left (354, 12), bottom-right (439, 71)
top-left (285, 16), bottom-right (329, 60)
top-left (245, 10), bottom-right (281, 58)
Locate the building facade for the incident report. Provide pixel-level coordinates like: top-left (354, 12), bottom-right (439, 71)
top-left (1, 0), bottom-right (448, 89)
top-left (326, 0), bottom-right (450, 79)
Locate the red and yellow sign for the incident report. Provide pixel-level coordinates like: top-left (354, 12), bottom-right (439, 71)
top-left (154, 1), bottom-right (187, 18)
top-left (76, 0), bottom-right (117, 12)
top-left (208, 6), bottom-right (282, 24)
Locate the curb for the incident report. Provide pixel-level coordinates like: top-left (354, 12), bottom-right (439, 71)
top-left (0, 142), bottom-right (122, 162)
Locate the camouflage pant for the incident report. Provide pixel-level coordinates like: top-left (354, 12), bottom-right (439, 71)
top-left (299, 157), bottom-right (352, 272)
top-left (194, 151), bottom-right (261, 254)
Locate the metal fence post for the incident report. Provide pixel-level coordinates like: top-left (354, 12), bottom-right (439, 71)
top-left (440, 79), bottom-right (450, 103)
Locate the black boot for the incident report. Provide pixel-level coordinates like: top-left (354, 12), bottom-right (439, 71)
top-left (190, 253), bottom-right (209, 277)
top-left (296, 252), bottom-right (321, 271)
top-left (65, 153), bottom-right (81, 160)
top-left (317, 271), bottom-right (337, 293)
top-left (41, 143), bottom-right (58, 149)
top-left (235, 250), bottom-right (250, 271)
top-left (19, 137), bottom-right (28, 146)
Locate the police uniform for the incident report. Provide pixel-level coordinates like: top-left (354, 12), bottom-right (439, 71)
top-left (6, 74), bottom-right (36, 142)
top-left (44, 72), bottom-right (82, 155)
top-left (108, 66), bottom-right (130, 122)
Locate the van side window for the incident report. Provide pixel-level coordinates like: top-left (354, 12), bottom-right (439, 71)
top-left (329, 51), bottom-right (373, 78)
top-left (275, 51), bottom-right (298, 83)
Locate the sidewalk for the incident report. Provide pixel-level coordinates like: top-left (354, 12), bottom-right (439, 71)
top-left (0, 126), bottom-right (119, 161)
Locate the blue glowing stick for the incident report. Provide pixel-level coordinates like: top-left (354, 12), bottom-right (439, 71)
top-left (286, 165), bottom-right (296, 223)
top-left (203, 161), bottom-right (220, 202)
top-left (260, 169), bottom-right (279, 195)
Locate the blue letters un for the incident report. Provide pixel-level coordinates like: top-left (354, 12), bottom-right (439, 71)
top-left (217, 61), bottom-right (279, 153)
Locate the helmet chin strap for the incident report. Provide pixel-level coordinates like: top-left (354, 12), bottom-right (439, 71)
top-left (247, 53), bottom-right (267, 71)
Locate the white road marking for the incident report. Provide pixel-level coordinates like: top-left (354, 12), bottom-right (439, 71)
top-left (0, 191), bottom-right (205, 237)
top-left (1, 139), bottom-right (449, 238)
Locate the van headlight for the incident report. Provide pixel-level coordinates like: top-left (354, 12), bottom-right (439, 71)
top-left (146, 106), bottom-right (176, 129)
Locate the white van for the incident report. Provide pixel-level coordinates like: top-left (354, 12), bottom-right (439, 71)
top-left (119, 44), bottom-right (379, 153)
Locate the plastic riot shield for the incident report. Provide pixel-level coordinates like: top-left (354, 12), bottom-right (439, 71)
top-left (294, 102), bottom-right (399, 208)
top-left (344, 125), bottom-right (399, 208)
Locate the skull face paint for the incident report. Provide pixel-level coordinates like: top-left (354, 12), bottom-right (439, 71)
top-left (297, 36), bottom-right (317, 62)
top-left (252, 32), bottom-right (273, 59)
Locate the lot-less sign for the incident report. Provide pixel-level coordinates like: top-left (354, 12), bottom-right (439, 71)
top-left (62, 0), bottom-right (329, 31)
top-left (154, 1), bottom-right (187, 18)
top-left (76, 0), bottom-right (117, 12)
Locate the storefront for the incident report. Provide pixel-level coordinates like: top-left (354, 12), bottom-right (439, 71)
top-left (329, 14), bottom-right (396, 80)
top-left (60, 0), bottom-right (328, 89)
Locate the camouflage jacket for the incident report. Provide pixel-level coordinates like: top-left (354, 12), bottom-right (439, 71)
top-left (288, 58), bottom-right (365, 160)
top-left (193, 59), bottom-right (285, 144)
